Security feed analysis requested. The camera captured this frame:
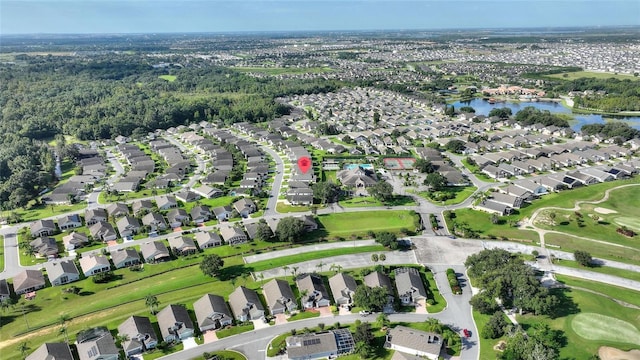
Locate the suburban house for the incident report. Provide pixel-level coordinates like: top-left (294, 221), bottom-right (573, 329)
top-left (85, 208), bottom-right (108, 226)
top-left (363, 271), bottom-right (395, 306)
top-left (168, 236), bottom-right (198, 256)
top-left (140, 241), bottom-right (171, 263)
top-left (286, 329), bottom-right (355, 360)
top-left (157, 304), bottom-right (195, 342)
top-left (30, 237), bottom-right (59, 257)
top-left (26, 343), bottom-right (74, 360)
top-left (229, 286), bottom-right (265, 322)
top-left (193, 293), bottom-right (233, 332)
top-left (79, 254), bottom-right (111, 277)
top-left (296, 273), bottom-right (331, 309)
top-left (62, 231), bottom-right (89, 250)
top-left (89, 222), bottom-right (118, 242)
top-left (263, 279), bottom-right (298, 315)
top-left (156, 195), bottom-right (178, 210)
top-left (233, 198), bottom-right (257, 218)
top-left (111, 248), bottom-right (141, 269)
top-left (116, 215), bottom-right (141, 238)
top-left (142, 212), bottom-right (168, 233)
top-left (219, 225), bottom-right (248, 245)
top-left (192, 185), bottom-right (224, 199)
top-left (194, 231), bottom-right (222, 249)
top-left (328, 273), bottom-right (358, 307)
top-left (30, 219), bottom-right (56, 237)
top-left (167, 208), bottom-right (190, 229)
top-left (57, 214), bottom-right (82, 231)
top-left (45, 260), bottom-right (80, 286)
top-left (106, 202), bottom-right (129, 218)
top-left (336, 166), bottom-right (378, 192)
top-left (118, 316), bottom-right (158, 356)
top-left (212, 206), bottom-right (233, 222)
top-left (394, 268), bottom-right (427, 306)
top-left (190, 205), bottom-right (212, 224)
top-left (132, 199), bottom-right (154, 216)
top-left (76, 332), bottom-right (119, 360)
top-left (13, 269), bottom-right (46, 295)
top-left (297, 215), bottom-right (319, 232)
top-left (0, 279), bottom-right (10, 300)
top-left (385, 326), bottom-right (443, 360)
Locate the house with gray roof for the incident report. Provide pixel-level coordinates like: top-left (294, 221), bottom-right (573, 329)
top-left (168, 236), bottom-right (198, 256)
top-left (475, 200), bottom-right (513, 215)
top-left (263, 279), bottom-right (297, 315)
top-left (89, 222), bottom-right (117, 242)
top-left (156, 195), bottom-right (178, 210)
top-left (297, 273), bottom-right (331, 309)
top-left (0, 279), bottom-right (10, 300)
top-left (140, 241), bottom-right (171, 263)
top-left (30, 219), bottom-right (56, 238)
top-left (394, 268), bottom-right (427, 306)
top-left (142, 212), bottom-right (167, 233)
top-left (513, 179), bottom-right (548, 196)
top-left (111, 248), bottom-right (141, 269)
top-left (190, 205), bottom-right (212, 224)
top-left (45, 260), bottom-right (80, 286)
top-left (233, 198), bottom-right (257, 218)
top-left (212, 205), bottom-right (233, 222)
top-left (286, 329), bottom-right (355, 360)
top-left (193, 294), bottom-right (233, 332)
top-left (364, 271), bottom-right (394, 306)
top-left (118, 316), bottom-right (158, 356)
top-left (30, 237), bottom-right (59, 257)
top-left (219, 225), bottom-right (248, 245)
top-left (57, 214), bottom-right (82, 231)
top-left (106, 202), bottom-right (129, 218)
top-left (194, 231), bottom-right (222, 249)
top-left (85, 208), bottom-right (107, 226)
top-left (490, 192), bottom-right (523, 209)
top-left (79, 255), bottom-right (111, 277)
top-left (116, 215), bottom-right (141, 238)
top-left (26, 343), bottom-right (74, 360)
top-left (167, 208), bottom-right (189, 229)
top-left (229, 286), bottom-right (265, 322)
top-left (336, 166), bottom-right (378, 189)
top-left (385, 326), bottom-right (442, 360)
top-left (132, 199), bottom-right (154, 216)
top-left (328, 273), bottom-right (357, 307)
top-left (13, 269), bottom-right (46, 295)
top-left (76, 332), bottom-right (119, 360)
top-left (157, 304), bottom-right (195, 342)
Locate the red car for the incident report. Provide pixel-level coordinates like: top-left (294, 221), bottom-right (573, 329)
top-left (463, 329), bottom-right (471, 338)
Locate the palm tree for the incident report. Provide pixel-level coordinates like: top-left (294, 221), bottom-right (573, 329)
top-left (329, 264), bottom-right (342, 274)
top-left (59, 314), bottom-right (70, 343)
top-left (0, 297), bottom-right (14, 313)
top-left (18, 342), bottom-right (29, 357)
top-left (115, 333), bottom-right (130, 346)
top-left (282, 265), bottom-right (290, 277)
top-left (145, 295), bottom-right (159, 315)
top-left (298, 289), bottom-right (309, 310)
top-left (316, 261), bottom-right (325, 273)
top-left (257, 273), bottom-right (265, 286)
top-left (292, 266), bottom-right (299, 279)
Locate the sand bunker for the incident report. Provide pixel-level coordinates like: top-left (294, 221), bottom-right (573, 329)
top-left (594, 207), bottom-right (618, 214)
top-left (599, 346), bottom-right (640, 360)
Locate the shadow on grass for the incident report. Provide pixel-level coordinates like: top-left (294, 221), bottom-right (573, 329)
top-left (78, 291), bottom-right (95, 296)
top-left (549, 287), bottom-right (580, 319)
top-left (218, 264), bottom-right (254, 281)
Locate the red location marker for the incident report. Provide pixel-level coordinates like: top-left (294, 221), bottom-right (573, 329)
top-left (297, 156), bottom-right (312, 174)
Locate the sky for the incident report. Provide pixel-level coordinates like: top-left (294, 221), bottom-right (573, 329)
top-left (1, 0), bottom-right (639, 35)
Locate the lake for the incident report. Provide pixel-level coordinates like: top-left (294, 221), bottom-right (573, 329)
top-left (450, 98), bottom-right (640, 131)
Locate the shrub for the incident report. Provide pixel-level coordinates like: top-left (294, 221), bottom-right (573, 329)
top-left (446, 268), bottom-right (462, 295)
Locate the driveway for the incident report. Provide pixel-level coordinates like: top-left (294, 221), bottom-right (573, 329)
top-left (203, 330), bottom-right (218, 344)
top-left (182, 337), bottom-right (198, 350)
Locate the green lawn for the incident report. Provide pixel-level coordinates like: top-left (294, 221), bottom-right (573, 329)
top-left (248, 246), bottom-right (385, 273)
top-left (0, 236), bottom-right (4, 272)
top-left (472, 310), bottom-right (506, 359)
top-left (546, 71), bottom-right (640, 81)
top-left (424, 270), bottom-right (447, 313)
top-left (275, 202), bottom-right (313, 213)
top-left (143, 343), bottom-right (184, 360)
top-left (216, 323), bottom-right (255, 338)
top-left (445, 208), bottom-right (539, 242)
top-left (317, 211), bottom-right (419, 238)
top-left (418, 186), bottom-right (477, 205)
top-left (571, 313), bottom-right (640, 345)
top-left (287, 311), bottom-right (321, 321)
top-left (14, 202), bottom-right (87, 222)
top-left (339, 196), bottom-right (383, 208)
top-left (545, 233), bottom-right (640, 265)
top-left (554, 259), bottom-right (640, 282)
top-left (555, 274), bottom-right (640, 308)
top-left (158, 74), bottom-right (177, 82)
top-left (517, 280), bottom-right (640, 359)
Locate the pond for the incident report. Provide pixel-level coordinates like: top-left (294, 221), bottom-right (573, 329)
top-left (450, 98), bottom-right (640, 131)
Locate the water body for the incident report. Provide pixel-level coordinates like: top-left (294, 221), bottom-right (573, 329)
top-left (450, 98), bottom-right (640, 132)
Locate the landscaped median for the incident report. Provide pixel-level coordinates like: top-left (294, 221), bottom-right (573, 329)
top-left (316, 210), bottom-right (421, 239)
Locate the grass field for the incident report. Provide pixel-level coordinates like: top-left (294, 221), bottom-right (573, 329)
top-left (614, 216), bottom-right (640, 231)
top-left (445, 208), bottom-right (539, 242)
top-left (555, 274), bottom-right (640, 307)
top-left (158, 75), bottom-right (177, 82)
top-left (545, 233), bottom-right (640, 265)
top-left (0, 236), bottom-right (4, 271)
top-left (275, 202), bottom-right (314, 213)
top-left (232, 66), bottom-right (334, 75)
top-left (14, 202), bottom-right (87, 222)
top-left (339, 195), bottom-right (416, 208)
top-left (248, 246), bottom-right (386, 272)
top-left (418, 186), bottom-right (477, 205)
top-left (546, 71), bottom-right (640, 81)
top-left (555, 259), bottom-right (640, 282)
top-left (571, 313), bottom-right (640, 345)
top-left (317, 211), bottom-right (419, 237)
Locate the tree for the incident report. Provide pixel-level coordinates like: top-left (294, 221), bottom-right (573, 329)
top-left (353, 321), bottom-right (374, 345)
top-left (276, 217), bottom-right (306, 243)
top-left (481, 311), bottom-right (509, 339)
top-left (200, 254), bottom-right (225, 277)
top-left (0, 297), bottom-right (15, 313)
top-left (374, 231), bottom-right (398, 250)
top-left (444, 139), bottom-right (466, 154)
top-left (488, 107), bottom-right (512, 119)
top-left (145, 295), bottom-right (159, 314)
top-left (353, 285), bottom-right (389, 312)
top-left (490, 213), bottom-right (500, 224)
top-left (459, 106), bottom-right (476, 113)
top-left (312, 182), bottom-right (340, 204)
top-left (255, 219), bottom-right (274, 241)
top-left (354, 341), bottom-right (375, 359)
top-left (376, 313), bottom-right (390, 328)
top-left (424, 172), bottom-right (447, 191)
top-left (373, 111), bottom-right (380, 125)
top-left (574, 250), bottom-right (593, 267)
top-left (18, 342), bottom-right (29, 357)
top-left (469, 292), bottom-right (500, 315)
top-left (59, 314), bottom-right (70, 343)
top-left (371, 253), bottom-right (379, 262)
top-left (414, 158), bottom-right (433, 173)
top-left (368, 180), bottom-right (393, 202)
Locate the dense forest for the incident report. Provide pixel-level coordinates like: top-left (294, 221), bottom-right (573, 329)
top-left (0, 54), bottom-right (345, 209)
top-left (513, 106), bottom-right (570, 127)
top-left (581, 122), bottom-right (640, 141)
top-left (555, 77), bottom-right (640, 112)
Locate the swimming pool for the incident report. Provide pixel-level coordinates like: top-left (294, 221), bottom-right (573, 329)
top-left (344, 163), bottom-right (373, 170)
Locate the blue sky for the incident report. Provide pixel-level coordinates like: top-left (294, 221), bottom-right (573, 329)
top-left (1, 0), bottom-right (639, 34)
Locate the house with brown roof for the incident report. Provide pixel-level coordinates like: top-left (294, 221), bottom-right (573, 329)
top-left (364, 271), bottom-right (394, 306)
top-left (62, 231), bottom-right (89, 251)
top-left (195, 231), bottom-right (222, 249)
top-left (263, 279), bottom-right (297, 315)
top-left (30, 237), bottom-right (59, 257)
top-left (89, 221), bottom-right (117, 242)
top-left (13, 269), bottom-right (46, 295)
top-left (30, 219), bottom-right (56, 238)
top-left (106, 202), bottom-right (129, 218)
top-left (111, 248), bottom-right (141, 269)
top-left (229, 286), bottom-right (265, 322)
top-left (168, 236), bottom-right (198, 256)
top-left (219, 225), bottom-right (248, 245)
top-left (193, 294), bottom-right (233, 331)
